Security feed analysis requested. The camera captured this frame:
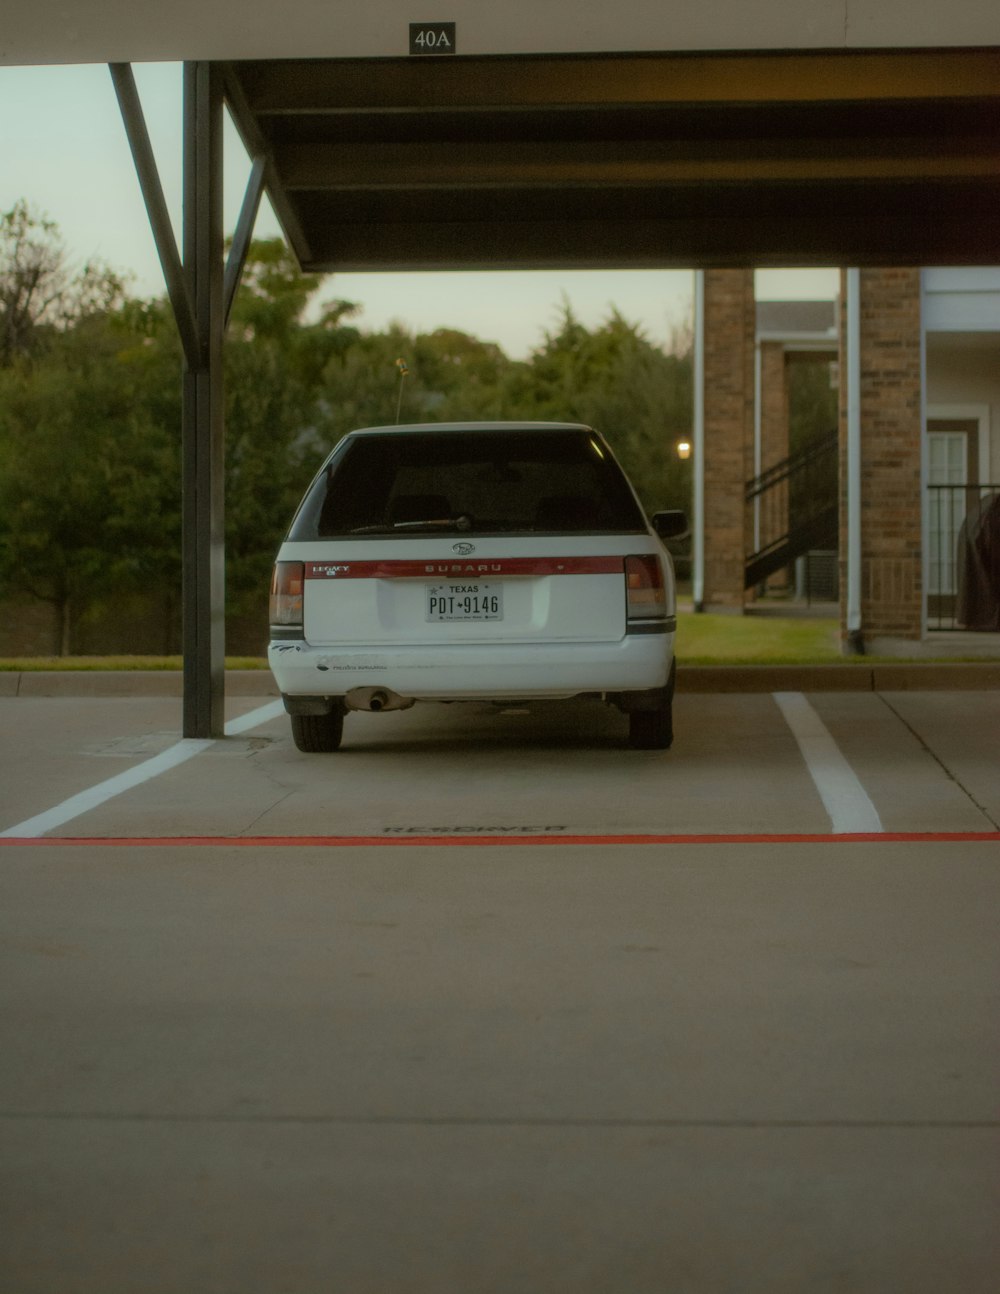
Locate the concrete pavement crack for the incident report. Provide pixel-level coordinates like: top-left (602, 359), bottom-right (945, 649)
top-left (239, 786), bottom-right (297, 836)
top-left (877, 694), bottom-right (1000, 831)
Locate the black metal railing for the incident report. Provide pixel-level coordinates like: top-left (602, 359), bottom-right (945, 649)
top-left (744, 430), bottom-right (839, 590)
top-left (926, 484), bottom-right (1000, 631)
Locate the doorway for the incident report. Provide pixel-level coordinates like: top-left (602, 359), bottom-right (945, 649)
top-left (926, 415), bottom-right (985, 626)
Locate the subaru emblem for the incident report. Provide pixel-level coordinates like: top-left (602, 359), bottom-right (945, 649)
top-left (452, 542), bottom-right (475, 555)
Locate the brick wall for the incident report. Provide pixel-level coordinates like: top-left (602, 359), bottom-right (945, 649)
top-left (840, 267), bottom-right (923, 642)
top-left (702, 269), bottom-right (755, 607)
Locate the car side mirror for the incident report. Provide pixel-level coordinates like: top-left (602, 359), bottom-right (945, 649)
top-left (652, 510), bottom-right (689, 540)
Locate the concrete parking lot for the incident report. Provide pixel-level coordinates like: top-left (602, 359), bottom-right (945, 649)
top-left (1, 674), bottom-right (998, 1292)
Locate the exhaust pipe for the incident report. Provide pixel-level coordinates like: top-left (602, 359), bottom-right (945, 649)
top-left (345, 686), bottom-right (414, 713)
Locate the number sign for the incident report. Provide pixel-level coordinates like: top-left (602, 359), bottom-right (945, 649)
top-left (409, 22), bottom-right (456, 55)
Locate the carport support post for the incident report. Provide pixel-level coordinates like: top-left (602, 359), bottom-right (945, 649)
top-left (182, 62), bottom-right (226, 738)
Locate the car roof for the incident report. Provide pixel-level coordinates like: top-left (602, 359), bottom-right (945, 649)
top-left (346, 421), bottom-right (594, 437)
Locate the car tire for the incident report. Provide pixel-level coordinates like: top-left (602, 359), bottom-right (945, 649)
top-left (290, 706), bottom-right (345, 753)
top-left (628, 699), bottom-right (673, 750)
top-left (627, 660), bottom-right (675, 750)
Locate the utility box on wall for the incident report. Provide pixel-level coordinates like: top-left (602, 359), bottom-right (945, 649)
top-left (796, 551), bottom-right (839, 603)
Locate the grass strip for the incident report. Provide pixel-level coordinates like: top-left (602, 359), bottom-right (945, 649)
top-left (0, 656), bottom-right (268, 672)
top-left (1, 613), bottom-right (996, 670)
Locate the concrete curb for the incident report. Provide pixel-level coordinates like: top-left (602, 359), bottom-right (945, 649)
top-left (3, 670), bottom-right (281, 698)
top-left (678, 663), bottom-right (1000, 692)
top-left (2, 664), bottom-right (998, 697)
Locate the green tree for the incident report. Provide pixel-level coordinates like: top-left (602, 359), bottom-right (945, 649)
top-left (316, 323), bottom-right (527, 431)
top-left (1, 199), bottom-right (128, 366)
top-left (0, 307), bottom-right (181, 652)
top-left (0, 200), bottom-right (66, 365)
top-left (517, 303), bottom-right (693, 511)
top-left (318, 323), bottom-right (428, 436)
top-left (411, 328), bottom-right (524, 420)
top-left (1, 213), bottom-right (698, 655)
top-left (223, 240), bottom-right (359, 629)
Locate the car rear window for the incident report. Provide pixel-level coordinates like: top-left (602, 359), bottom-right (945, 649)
top-left (288, 429), bottom-right (648, 539)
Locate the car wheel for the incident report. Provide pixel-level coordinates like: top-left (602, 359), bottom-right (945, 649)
top-left (290, 706), bottom-right (345, 752)
top-left (628, 699), bottom-right (673, 750)
top-left (627, 660), bottom-right (675, 750)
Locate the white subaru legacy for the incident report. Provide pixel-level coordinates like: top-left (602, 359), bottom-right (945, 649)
top-left (269, 422), bottom-right (687, 751)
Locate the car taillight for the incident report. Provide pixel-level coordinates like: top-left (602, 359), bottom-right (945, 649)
top-left (270, 561), bottom-right (304, 626)
top-left (625, 554), bottom-right (666, 618)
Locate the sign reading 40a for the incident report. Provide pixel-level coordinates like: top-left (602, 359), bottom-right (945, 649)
top-left (409, 22), bottom-right (457, 55)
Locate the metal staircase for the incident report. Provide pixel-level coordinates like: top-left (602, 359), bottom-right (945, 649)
top-left (744, 430), bottom-right (839, 590)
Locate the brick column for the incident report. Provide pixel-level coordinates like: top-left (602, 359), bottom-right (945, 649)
top-left (839, 267), bottom-right (923, 644)
top-left (702, 269), bottom-right (755, 608)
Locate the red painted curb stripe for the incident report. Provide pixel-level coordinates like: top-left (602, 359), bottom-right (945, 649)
top-left (1, 833), bottom-right (999, 848)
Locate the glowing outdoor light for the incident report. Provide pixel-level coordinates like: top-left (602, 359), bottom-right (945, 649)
top-left (676, 440), bottom-right (692, 460)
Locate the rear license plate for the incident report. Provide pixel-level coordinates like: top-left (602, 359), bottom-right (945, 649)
top-left (426, 582), bottom-right (503, 621)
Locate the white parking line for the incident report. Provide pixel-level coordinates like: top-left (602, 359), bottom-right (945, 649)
top-left (773, 692), bottom-right (883, 834)
top-left (223, 699), bottom-right (285, 736)
top-left (2, 696), bottom-right (883, 841)
top-left (0, 700), bottom-right (285, 839)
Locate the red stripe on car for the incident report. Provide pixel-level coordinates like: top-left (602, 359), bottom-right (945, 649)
top-left (305, 557), bottom-right (624, 579)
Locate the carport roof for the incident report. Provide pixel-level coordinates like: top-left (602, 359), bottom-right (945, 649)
top-left (222, 48), bottom-right (1000, 273)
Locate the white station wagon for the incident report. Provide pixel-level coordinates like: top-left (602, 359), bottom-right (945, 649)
top-left (269, 422), bottom-right (687, 750)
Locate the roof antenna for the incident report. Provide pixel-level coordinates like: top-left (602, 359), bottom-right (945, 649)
top-left (394, 358), bottom-right (409, 424)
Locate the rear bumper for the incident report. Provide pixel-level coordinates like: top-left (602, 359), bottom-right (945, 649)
top-left (268, 634), bottom-right (674, 702)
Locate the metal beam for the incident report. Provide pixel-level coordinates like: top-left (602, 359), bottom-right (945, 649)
top-left (234, 49), bottom-right (1000, 112)
top-left (113, 61), bottom-right (266, 736)
top-left (221, 62), bottom-right (314, 264)
top-left (278, 141), bottom-right (1000, 190)
top-left (292, 203), bottom-right (1000, 272)
top-left (109, 63), bottom-right (200, 370)
top-left (182, 61), bottom-right (226, 738)
top-left (224, 154), bottom-right (267, 329)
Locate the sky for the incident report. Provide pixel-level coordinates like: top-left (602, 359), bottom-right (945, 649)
top-left (1, 61), bottom-right (840, 359)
